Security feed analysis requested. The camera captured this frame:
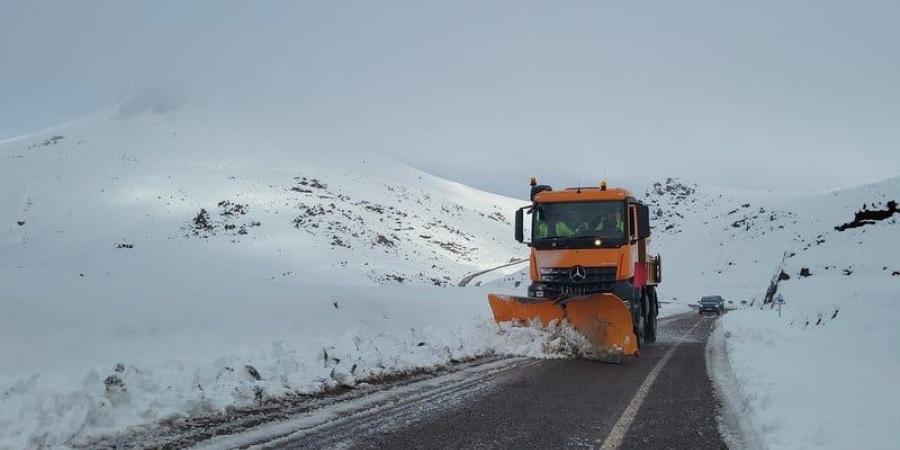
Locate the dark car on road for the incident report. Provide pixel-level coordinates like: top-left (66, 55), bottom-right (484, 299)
top-left (698, 296), bottom-right (725, 315)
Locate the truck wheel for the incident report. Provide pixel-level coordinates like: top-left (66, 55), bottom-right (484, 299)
top-left (632, 297), bottom-right (645, 349)
top-left (655, 255), bottom-right (662, 283)
top-left (644, 288), bottom-right (658, 343)
top-left (633, 314), bottom-right (644, 349)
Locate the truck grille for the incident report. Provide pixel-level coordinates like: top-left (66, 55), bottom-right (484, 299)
top-left (559, 285), bottom-right (606, 296)
top-left (540, 266), bottom-right (617, 284)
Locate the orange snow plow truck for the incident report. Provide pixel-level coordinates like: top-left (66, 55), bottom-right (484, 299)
top-left (488, 178), bottom-right (662, 362)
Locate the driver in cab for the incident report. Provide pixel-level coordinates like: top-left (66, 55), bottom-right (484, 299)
top-left (536, 214), bottom-right (575, 238)
top-left (593, 209), bottom-right (625, 236)
top-left (536, 208), bottom-right (624, 239)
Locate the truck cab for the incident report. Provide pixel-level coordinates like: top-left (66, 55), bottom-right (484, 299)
top-left (488, 179), bottom-right (663, 358)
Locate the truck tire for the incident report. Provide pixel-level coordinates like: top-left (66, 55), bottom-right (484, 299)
top-left (655, 255), bottom-right (662, 283)
top-left (644, 287), bottom-right (658, 343)
top-left (633, 310), bottom-right (644, 349)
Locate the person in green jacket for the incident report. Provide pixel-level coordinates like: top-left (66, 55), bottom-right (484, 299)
top-left (537, 219), bottom-right (574, 238)
top-left (594, 210), bottom-right (625, 235)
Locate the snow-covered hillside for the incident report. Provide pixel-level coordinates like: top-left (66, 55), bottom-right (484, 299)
top-left (643, 177), bottom-right (900, 449)
top-left (0, 106), bottom-right (526, 288)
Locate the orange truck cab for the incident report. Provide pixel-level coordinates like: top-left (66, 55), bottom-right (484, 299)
top-left (489, 178), bottom-right (662, 359)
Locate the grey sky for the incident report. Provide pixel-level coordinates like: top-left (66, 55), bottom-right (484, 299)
top-left (2, 1), bottom-right (899, 198)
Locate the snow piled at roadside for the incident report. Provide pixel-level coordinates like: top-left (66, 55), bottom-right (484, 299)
top-left (0, 282), bottom-right (602, 449)
top-left (699, 178), bottom-right (900, 449)
top-left (717, 274), bottom-right (900, 449)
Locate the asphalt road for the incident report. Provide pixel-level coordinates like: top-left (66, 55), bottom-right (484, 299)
top-left (257, 312), bottom-right (726, 450)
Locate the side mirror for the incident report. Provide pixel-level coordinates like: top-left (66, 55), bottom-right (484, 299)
top-left (628, 204), bottom-right (638, 242)
top-left (637, 204), bottom-right (651, 239)
top-left (514, 208), bottom-right (525, 243)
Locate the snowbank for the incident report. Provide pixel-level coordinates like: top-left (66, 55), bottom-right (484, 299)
top-left (704, 179), bottom-right (900, 449)
top-left (0, 280), bottom-right (606, 449)
top-left (718, 273), bottom-right (899, 449)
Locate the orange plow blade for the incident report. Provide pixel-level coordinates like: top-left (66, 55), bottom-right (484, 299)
top-left (564, 294), bottom-right (638, 359)
top-left (487, 294), bottom-right (565, 325)
top-left (487, 293), bottom-right (638, 361)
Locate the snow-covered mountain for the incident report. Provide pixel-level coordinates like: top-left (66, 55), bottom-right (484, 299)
top-left (1, 105), bottom-right (526, 289)
top-left (638, 176), bottom-right (897, 301)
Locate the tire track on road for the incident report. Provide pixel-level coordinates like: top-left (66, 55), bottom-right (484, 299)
top-left (198, 358), bottom-right (539, 449)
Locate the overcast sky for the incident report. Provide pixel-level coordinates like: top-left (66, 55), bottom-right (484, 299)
top-left (2, 1), bottom-right (899, 197)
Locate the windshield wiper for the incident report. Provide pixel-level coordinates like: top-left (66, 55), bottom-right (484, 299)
top-left (534, 235), bottom-right (625, 249)
top-left (534, 236), bottom-right (570, 244)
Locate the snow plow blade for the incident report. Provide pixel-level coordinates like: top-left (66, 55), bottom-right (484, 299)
top-left (488, 293), bottom-right (638, 361)
top-left (487, 294), bottom-right (566, 325)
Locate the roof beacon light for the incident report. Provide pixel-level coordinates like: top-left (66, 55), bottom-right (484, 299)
top-left (530, 177), bottom-right (537, 187)
top-left (600, 180), bottom-right (608, 191)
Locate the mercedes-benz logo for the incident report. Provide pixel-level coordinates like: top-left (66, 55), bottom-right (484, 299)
top-left (569, 265), bottom-right (587, 283)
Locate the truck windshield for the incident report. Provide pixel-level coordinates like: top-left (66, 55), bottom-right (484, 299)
top-left (532, 201), bottom-right (627, 244)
